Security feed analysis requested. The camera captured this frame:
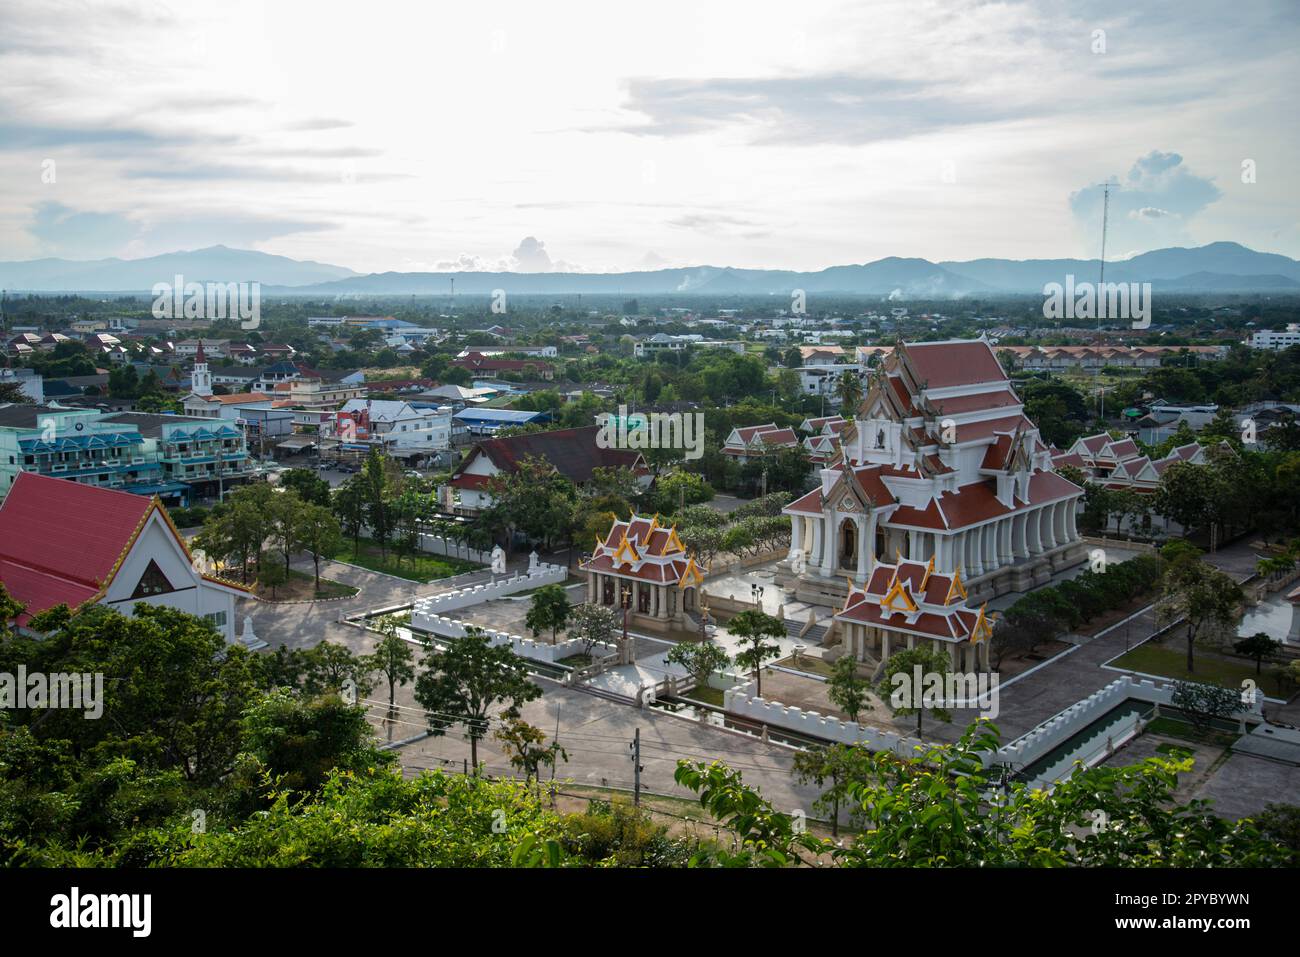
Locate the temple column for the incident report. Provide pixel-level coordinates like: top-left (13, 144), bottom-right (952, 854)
top-left (811, 518), bottom-right (825, 574)
top-left (1013, 512), bottom-right (1029, 559)
top-left (1027, 508), bottom-right (1042, 555)
top-left (649, 582), bottom-right (658, 616)
top-left (819, 512), bottom-right (837, 578)
top-left (1054, 500), bottom-right (1068, 543)
top-left (881, 631), bottom-right (892, 662)
top-left (908, 529), bottom-right (923, 562)
top-left (1067, 501), bottom-right (1079, 540)
top-left (1043, 506), bottom-right (1057, 551)
top-left (587, 570), bottom-right (596, 602)
top-left (983, 523), bottom-right (997, 573)
top-left (788, 515), bottom-right (804, 562)
top-left (998, 518), bottom-right (1013, 566)
top-left (969, 526), bottom-right (984, 577)
top-left (856, 516), bottom-right (870, 581)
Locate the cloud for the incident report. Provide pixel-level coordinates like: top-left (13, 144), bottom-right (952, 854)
top-left (1070, 151), bottom-right (1222, 252)
top-left (27, 202), bottom-right (141, 258)
top-left (510, 236), bottom-right (553, 272)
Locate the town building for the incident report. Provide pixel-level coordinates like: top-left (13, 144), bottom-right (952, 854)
top-left (1246, 326), bottom-right (1300, 351)
top-left (0, 471), bottom-right (249, 642)
top-left (445, 425), bottom-right (648, 514)
top-left (782, 338), bottom-right (1086, 606)
top-left (720, 423), bottom-right (799, 463)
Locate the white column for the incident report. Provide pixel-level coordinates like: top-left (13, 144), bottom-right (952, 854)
top-left (998, 518), bottom-right (1013, 566)
top-left (811, 518), bottom-right (824, 571)
top-left (1067, 501), bottom-right (1079, 540)
top-left (1054, 501), bottom-right (1068, 543)
top-left (820, 513), bottom-right (837, 577)
top-left (788, 515), bottom-right (804, 562)
top-left (856, 517), bottom-right (870, 580)
top-left (1041, 506), bottom-right (1056, 551)
top-left (983, 523), bottom-right (997, 573)
top-left (970, 526), bottom-right (985, 576)
top-left (1027, 510), bottom-right (1041, 555)
top-left (1013, 513), bottom-right (1029, 559)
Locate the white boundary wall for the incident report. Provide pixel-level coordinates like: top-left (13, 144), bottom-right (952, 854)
top-left (410, 562), bottom-right (566, 621)
top-left (725, 674), bottom-right (1263, 770)
top-left (408, 613), bottom-right (615, 665)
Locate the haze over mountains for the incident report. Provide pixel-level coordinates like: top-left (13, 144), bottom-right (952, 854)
top-left (1, 242), bottom-right (1297, 297)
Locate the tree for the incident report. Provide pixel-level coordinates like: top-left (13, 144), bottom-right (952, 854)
top-left (525, 584), bottom-right (572, 644)
top-left (652, 471), bottom-right (714, 514)
top-left (240, 688), bottom-right (391, 794)
top-left (481, 456), bottom-right (579, 551)
top-left (363, 448), bottom-right (393, 557)
top-left (665, 641), bottom-right (731, 692)
top-left (566, 602), bottom-right (618, 659)
top-left (835, 369), bottom-right (863, 413)
top-left (877, 646), bottom-right (954, 735)
top-left (279, 468), bottom-right (331, 507)
top-left (366, 617), bottom-right (416, 719)
top-left (1157, 555), bottom-right (1243, 672)
top-left (675, 719), bottom-right (1294, 867)
top-left (1170, 680), bottom-right (1239, 733)
top-left (414, 628), bottom-right (542, 770)
top-left (303, 641), bottom-right (375, 701)
top-left (299, 503), bottom-right (342, 591)
top-left (827, 655), bottom-right (871, 723)
top-left (0, 582), bottom-right (26, 636)
top-left (791, 744), bottom-right (869, 839)
top-left (727, 610), bottom-right (785, 697)
top-left (1234, 632), bottom-right (1282, 675)
top-left (257, 559), bottom-right (288, 599)
top-left (332, 476), bottom-right (368, 551)
top-left (492, 717), bottom-right (568, 791)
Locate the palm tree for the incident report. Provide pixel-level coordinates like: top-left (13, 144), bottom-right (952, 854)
top-left (835, 369), bottom-right (864, 414)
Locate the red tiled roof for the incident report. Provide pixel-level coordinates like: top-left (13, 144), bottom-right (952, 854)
top-left (931, 389), bottom-right (1020, 415)
top-left (0, 472), bottom-right (153, 625)
top-left (902, 340), bottom-right (1007, 389)
top-left (451, 425), bottom-right (642, 486)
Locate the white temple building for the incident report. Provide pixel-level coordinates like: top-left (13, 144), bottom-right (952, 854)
top-left (782, 338), bottom-right (1086, 605)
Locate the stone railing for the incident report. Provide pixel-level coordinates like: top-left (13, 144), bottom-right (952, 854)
top-left (410, 562), bottom-right (566, 623)
top-left (723, 681), bottom-right (922, 755)
top-left (409, 611), bottom-right (616, 666)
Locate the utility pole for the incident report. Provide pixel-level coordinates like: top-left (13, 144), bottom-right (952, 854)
top-left (629, 727), bottom-right (642, 807)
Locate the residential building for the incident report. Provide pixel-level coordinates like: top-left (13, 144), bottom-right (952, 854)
top-left (720, 423), bottom-right (799, 463)
top-left (445, 425), bottom-right (648, 514)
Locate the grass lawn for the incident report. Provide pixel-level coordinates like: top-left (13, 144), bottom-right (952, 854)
top-left (1146, 716), bottom-right (1239, 749)
top-left (255, 568), bottom-right (359, 602)
top-left (557, 653), bottom-right (594, 668)
top-left (773, 654), bottom-right (835, 678)
top-left (330, 538), bottom-right (482, 583)
top-left (682, 685), bottom-right (726, 707)
top-left (1111, 641), bottom-right (1289, 698)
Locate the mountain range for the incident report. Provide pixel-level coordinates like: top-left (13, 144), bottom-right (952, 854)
top-left (1, 241), bottom-right (1297, 297)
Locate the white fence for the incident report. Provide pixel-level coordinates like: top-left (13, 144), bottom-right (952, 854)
top-left (723, 674), bottom-right (1262, 773)
top-left (415, 526), bottom-right (492, 564)
top-left (723, 683), bottom-right (922, 756)
top-left (409, 614), bottom-right (615, 665)
top-left (409, 561), bottom-right (566, 622)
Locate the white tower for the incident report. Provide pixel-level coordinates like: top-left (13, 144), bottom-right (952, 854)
top-left (191, 339), bottom-right (212, 397)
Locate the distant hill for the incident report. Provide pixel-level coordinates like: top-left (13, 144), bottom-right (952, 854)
top-left (1, 241), bottom-right (1296, 297)
top-left (0, 245), bottom-right (358, 291)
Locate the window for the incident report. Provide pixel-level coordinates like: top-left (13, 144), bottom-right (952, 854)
top-left (130, 559), bottom-right (176, 598)
top-left (204, 611), bottom-right (228, 629)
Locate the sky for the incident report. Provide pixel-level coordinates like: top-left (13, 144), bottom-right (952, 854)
top-left (1, 0), bottom-right (1298, 274)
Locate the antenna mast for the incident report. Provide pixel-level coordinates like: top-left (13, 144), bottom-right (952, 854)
top-left (1095, 179), bottom-right (1116, 426)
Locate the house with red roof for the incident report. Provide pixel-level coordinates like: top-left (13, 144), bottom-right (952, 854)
top-left (783, 338), bottom-right (1085, 606)
top-left (720, 423), bottom-right (799, 463)
top-left (579, 514), bottom-right (706, 632)
top-left (0, 472), bottom-right (249, 641)
top-left (445, 425), bottom-right (649, 514)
